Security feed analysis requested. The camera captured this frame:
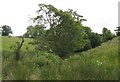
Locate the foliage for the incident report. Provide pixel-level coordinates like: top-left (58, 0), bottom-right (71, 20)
top-left (82, 26), bottom-right (92, 49)
top-left (47, 14), bottom-right (87, 57)
top-left (1, 25), bottom-right (13, 36)
top-left (102, 27), bottom-right (114, 42)
top-left (67, 9), bottom-right (87, 22)
top-left (23, 25), bottom-right (45, 38)
top-left (90, 32), bottom-right (102, 48)
top-left (32, 4), bottom-right (88, 57)
top-left (83, 26), bottom-right (102, 48)
top-left (83, 26), bottom-right (92, 36)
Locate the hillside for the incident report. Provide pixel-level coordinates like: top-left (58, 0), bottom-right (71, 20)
top-left (2, 36), bottom-right (118, 80)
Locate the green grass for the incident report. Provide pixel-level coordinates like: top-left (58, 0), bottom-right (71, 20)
top-left (2, 36), bottom-right (35, 52)
top-left (2, 36), bottom-right (118, 80)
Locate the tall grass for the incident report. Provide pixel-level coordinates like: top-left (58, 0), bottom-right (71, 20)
top-left (2, 36), bottom-right (118, 80)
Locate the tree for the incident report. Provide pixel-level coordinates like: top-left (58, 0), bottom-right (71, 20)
top-left (83, 26), bottom-right (92, 49)
top-left (23, 25), bottom-right (33, 38)
top-left (24, 25), bottom-right (45, 38)
top-left (83, 26), bottom-right (92, 36)
top-left (47, 14), bottom-right (86, 57)
top-left (33, 4), bottom-right (88, 57)
top-left (83, 26), bottom-right (103, 48)
top-left (115, 26), bottom-right (120, 36)
top-left (15, 36), bottom-right (24, 61)
top-left (1, 25), bottom-right (12, 36)
top-left (102, 27), bottom-right (113, 42)
top-left (90, 32), bottom-right (101, 48)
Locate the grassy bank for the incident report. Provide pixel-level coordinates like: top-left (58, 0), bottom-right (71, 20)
top-left (2, 36), bottom-right (118, 80)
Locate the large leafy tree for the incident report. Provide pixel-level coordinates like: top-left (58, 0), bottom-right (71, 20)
top-left (33, 4), bottom-right (88, 57)
top-left (1, 25), bottom-right (13, 36)
top-left (47, 13), bottom-right (86, 57)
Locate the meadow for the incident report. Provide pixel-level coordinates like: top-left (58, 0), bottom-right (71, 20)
top-left (2, 36), bottom-right (118, 80)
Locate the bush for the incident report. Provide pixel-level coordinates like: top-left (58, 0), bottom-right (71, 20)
top-left (102, 27), bottom-right (114, 42)
top-left (90, 32), bottom-right (102, 48)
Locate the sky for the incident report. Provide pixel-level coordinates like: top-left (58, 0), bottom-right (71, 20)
top-left (0, 0), bottom-right (119, 36)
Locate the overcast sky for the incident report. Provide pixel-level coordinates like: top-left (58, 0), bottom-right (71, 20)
top-left (0, 0), bottom-right (119, 36)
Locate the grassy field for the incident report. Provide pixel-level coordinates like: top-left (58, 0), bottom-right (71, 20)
top-left (2, 36), bottom-right (118, 80)
top-left (2, 36), bottom-right (35, 52)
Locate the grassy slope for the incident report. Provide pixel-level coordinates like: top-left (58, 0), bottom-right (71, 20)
top-left (64, 37), bottom-right (118, 80)
top-left (40, 37), bottom-right (118, 80)
top-left (2, 36), bottom-right (118, 80)
top-left (2, 36), bottom-right (35, 52)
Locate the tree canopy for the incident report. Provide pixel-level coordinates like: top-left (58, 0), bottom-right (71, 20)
top-left (102, 27), bottom-right (114, 42)
top-left (24, 25), bottom-right (45, 38)
top-left (1, 25), bottom-right (13, 36)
